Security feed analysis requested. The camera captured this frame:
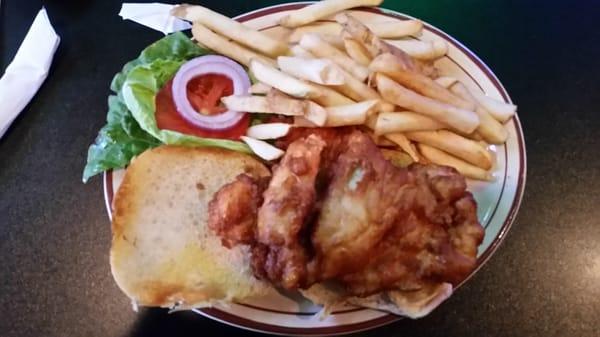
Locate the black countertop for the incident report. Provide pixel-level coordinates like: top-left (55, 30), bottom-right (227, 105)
top-left (1, 1), bottom-right (599, 336)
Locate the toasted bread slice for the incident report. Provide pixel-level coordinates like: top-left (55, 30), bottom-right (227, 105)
top-left (110, 145), bottom-right (271, 308)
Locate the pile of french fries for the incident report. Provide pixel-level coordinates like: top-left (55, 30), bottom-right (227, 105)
top-left (172, 0), bottom-right (517, 181)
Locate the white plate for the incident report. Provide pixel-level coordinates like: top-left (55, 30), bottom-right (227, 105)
top-left (104, 2), bottom-right (526, 335)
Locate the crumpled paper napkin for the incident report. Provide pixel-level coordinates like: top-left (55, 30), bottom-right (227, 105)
top-left (0, 8), bottom-right (60, 139)
top-left (119, 3), bottom-right (191, 34)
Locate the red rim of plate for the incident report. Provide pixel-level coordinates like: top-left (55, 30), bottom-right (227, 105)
top-left (103, 2), bottom-right (527, 335)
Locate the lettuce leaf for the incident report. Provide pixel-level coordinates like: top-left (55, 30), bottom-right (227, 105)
top-left (122, 61), bottom-right (251, 152)
top-left (110, 31), bottom-right (209, 93)
top-left (83, 96), bottom-right (161, 181)
top-left (83, 32), bottom-right (248, 182)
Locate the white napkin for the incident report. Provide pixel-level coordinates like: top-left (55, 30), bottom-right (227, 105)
top-left (119, 3), bottom-right (191, 34)
top-left (0, 8), bottom-right (60, 139)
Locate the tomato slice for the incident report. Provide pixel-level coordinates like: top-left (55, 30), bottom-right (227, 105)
top-left (155, 79), bottom-right (249, 140)
top-left (186, 73), bottom-right (233, 115)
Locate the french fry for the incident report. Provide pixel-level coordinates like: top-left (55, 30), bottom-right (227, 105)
top-left (248, 80), bottom-right (353, 111)
top-left (370, 53), bottom-right (474, 110)
top-left (405, 130), bottom-right (493, 170)
top-left (300, 33), bottom-right (370, 82)
top-left (364, 131), bottom-right (397, 147)
top-left (173, 5), bottom-right (287, 57)
top-left (290, 45), bottom-right (315, 58)
top-left (277, 56), bottom-right (345, 85)
top-left (379, 101), bottom-right (396, 112)
top-left (336, 12), bottom-right (391, 58)
top-left (304, 101), bottom-right (328, 126)
top-left (471, 132), bottom-right (485, 142)
top-left (241, 136), bottom-right (284, 161)
top-left (191, 24), bottom-right (273, 67)
top-left (332, 72), bottom-right (395, 112)
top-left (294, 33), bottom-right (346, 50)
top-left (366, 20), bottom-right (423, 39)
top-left (279, 0), bottom-right (384, 28)
top-left (246, 123), bottom-right (291, 139)
top-left (289, 19), bottom-right (423, 41)
top-left (288, 45), bottom-right (389, 110)
top-left (449, 82), bottom-right (508, 144)
top-left (375, 73), bottom-right (479, 134)
top-left (388, 46), bottom-right (438, 78)
top-left (319, 34), bottom-right (346, 50)
top-left (385, 133), bottom-right (420, 162)
top-left (324, 100), bottom-right (379, 127)
top-left (260, 25), bottom-right (292, 42)
top-left (376, 137), bottom-right (397, 147)
top-left (248, 82), bottom-right (272, 95)
top-left (222, 95), bottom-right (313, 116)
top-left (385, 39), bottom-right (448, 60)
top-left (293, 116), bottom-right (318, 127)
top-left (336, 13), bottom-right (437, 78)
top-left (230, 88), bottom-right (328, 126)
top-left (310, 83), bottom-right (356, 107)
top-left (380, 148), bottom-right (414, 168)
top-left (418, 144), bottom-right (493, 181)
top-left (265, 87), bottom-right (292, 99)
top-left (343, 37), bottom-right (372, 66)
top-left (374, 111), bottom-right (445, 135)
top-left (365, 112), bottom-right (378, 129)
top-left (326, 64), bottom-right (387, 107)
top-left (250, 59), bottom-right (320, 99)
top-left (289, 22), bottom-right (343, 43)
top-left (221, 95), bottom-right (301, 115)
top-left (469, 90), bottom-right (517, 123)
top-left (434, 76), bottom-right (459, 89)
top-left (375, 136), bottom-right (398, 147)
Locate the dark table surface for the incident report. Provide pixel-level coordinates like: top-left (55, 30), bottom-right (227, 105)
top-left (1, 1), bottom-right (599, 336)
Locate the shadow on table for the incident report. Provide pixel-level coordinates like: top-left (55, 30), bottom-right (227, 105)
top-left (126, 308), bottom-right (266, 337)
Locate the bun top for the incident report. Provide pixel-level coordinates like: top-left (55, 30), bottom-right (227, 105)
top-left (110, 145), bottom-right (271, 308)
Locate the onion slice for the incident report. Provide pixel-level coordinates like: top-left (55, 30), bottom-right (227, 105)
top-left (246, 123), bottom-right (291, 139)
top-left (171, 55), bottom-right (250, 130)
top-left (240, 136), bottom-right (285, 161)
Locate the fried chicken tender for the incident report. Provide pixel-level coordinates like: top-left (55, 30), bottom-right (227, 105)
top-left (207, 174), bottom-right (265, 248)
top-left (254, 134), bottom-right (326, 289)
top-left (276, 127), bottom-right (353, 173)
top-left (276, 127), bottom-right (353, 151)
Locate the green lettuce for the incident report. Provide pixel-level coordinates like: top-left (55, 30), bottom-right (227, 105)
top-left (83, 32), bottom-right (249, 182)
top-left (82, 96), bottom-right (161, 182)
top-left (110, 31), bottom-right (209, 94)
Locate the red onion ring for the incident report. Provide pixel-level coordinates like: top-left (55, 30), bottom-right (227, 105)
top-left (171, 55), bottom-right (250, 130)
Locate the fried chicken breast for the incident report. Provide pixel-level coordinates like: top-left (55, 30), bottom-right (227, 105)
top-left (311, 131), bottom-right (412, 279)
top-left (310, 132), bottom-right (484, 295)
top-left (336, 164), bottom-right (484, 295)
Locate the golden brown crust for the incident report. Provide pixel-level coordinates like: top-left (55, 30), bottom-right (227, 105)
top-left (208, 174), bottom-right (266, 248)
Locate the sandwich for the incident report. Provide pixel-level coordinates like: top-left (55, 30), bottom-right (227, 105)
top-left (110, 128), bottom-right (484, 317)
